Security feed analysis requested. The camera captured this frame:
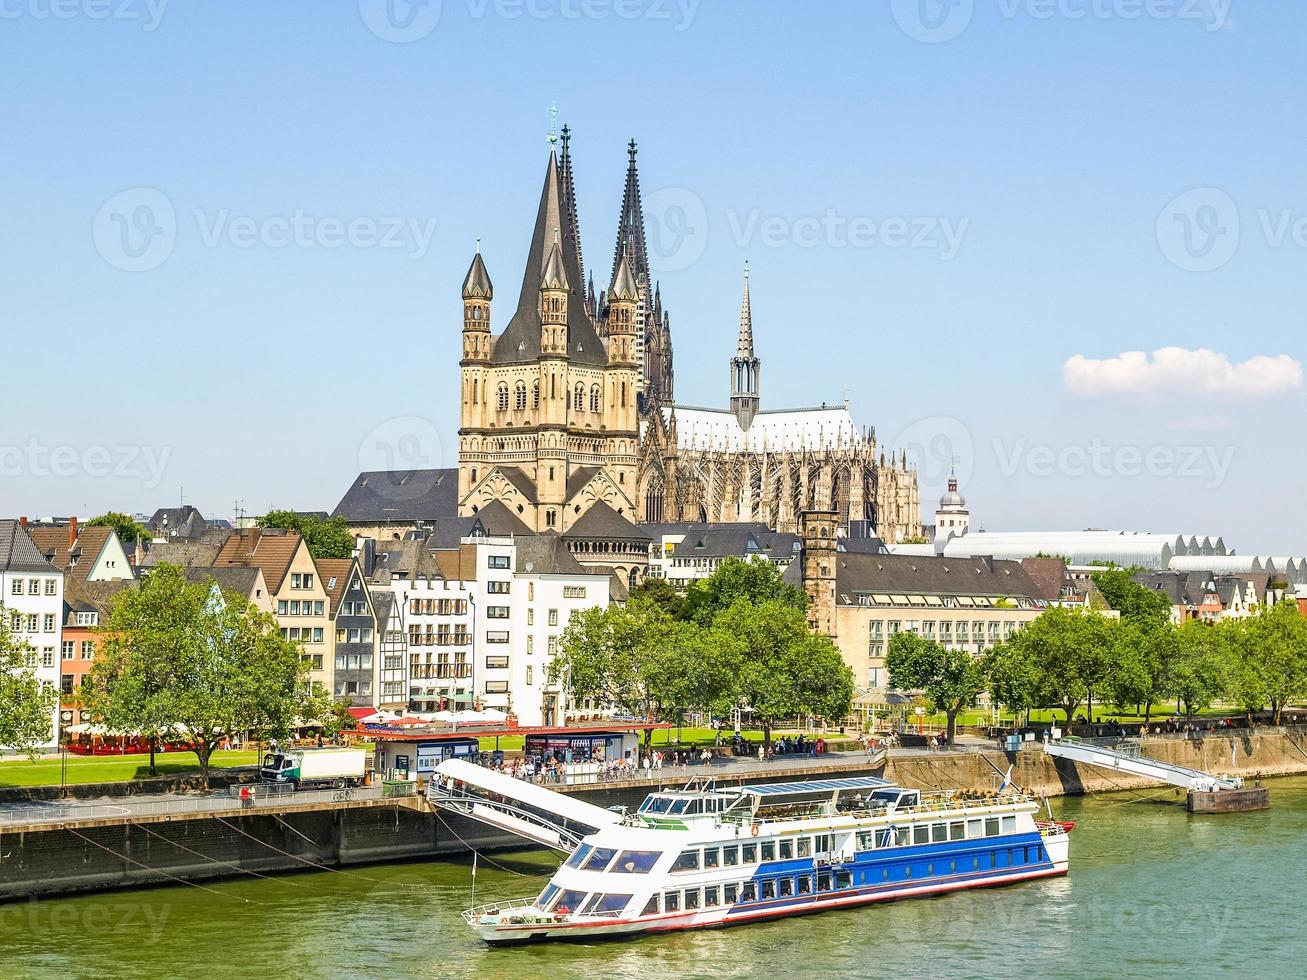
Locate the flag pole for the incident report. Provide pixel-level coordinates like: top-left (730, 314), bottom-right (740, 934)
top-left (471, 851), bottom-right (477, 908)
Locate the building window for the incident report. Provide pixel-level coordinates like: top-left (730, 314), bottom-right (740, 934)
top-left (488, 555), bottom-right (511, 570)
top-left (497, 383), bottom-right (509, 411)
top-left (574, 383), bottom-right (584, 412)
top-left (485, 631), bottom-right (510, 644)
top-left (486, 606), bottom-right (510, 619)
top-left (515, 381), bottom-right (527, 410)
top-left (486, 581), bottom-right (510, 594)
top-left (548, 609), bottom-right (558, 626)
top-left (532, 381), bottom-right (539, 409)
top-left (526, 665), bottom-right (534, 685)
top-left (563, 586), bottom-right (586, 599)
top-left (43, 614), bottom-right (55, 633)
top-left (81, 641), bottom-right (94, 659)
top-left (589, 385), bottom-right (601, 412)
top-left (61, 642), bottom-right (74, 661)
top-left (485, 656), bottom-right (509, 669)
top-left (484, 681), bottom-right (509, 694)
top-left (45, 579), bottom-right (57, 596)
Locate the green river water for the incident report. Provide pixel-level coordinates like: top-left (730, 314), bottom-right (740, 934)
top-left (2, 777), bottom-right (1304, 980)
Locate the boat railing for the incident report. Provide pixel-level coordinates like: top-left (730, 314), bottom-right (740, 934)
top-left (722, 790), bottom-right (1037, 829)
top-left (460, 897), bottom-right (542, 923)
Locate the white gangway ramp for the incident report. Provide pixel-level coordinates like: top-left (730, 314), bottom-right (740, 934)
top-left (428, 759), bottom-right (622, 852)
top-left (1043, 739), bottom-right (1241, 792)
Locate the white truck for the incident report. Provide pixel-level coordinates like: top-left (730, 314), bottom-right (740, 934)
top-left (260, 748), bottom-right (367, 789)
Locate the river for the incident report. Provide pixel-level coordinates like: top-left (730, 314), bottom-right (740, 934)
top-left (2, 777), bottom-right (1303, 980)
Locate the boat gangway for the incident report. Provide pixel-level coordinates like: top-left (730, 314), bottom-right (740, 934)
top-left (1043, 738), bottom-right (1240, 792)
top-left (427, 758), bottom-right (621, 852)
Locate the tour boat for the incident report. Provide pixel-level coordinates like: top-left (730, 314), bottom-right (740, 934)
top-left (431, 760), bottom-right (1071, 945)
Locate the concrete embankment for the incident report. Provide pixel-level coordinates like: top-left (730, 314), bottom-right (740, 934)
top-left (3, 733), bottom-right (1305, 903)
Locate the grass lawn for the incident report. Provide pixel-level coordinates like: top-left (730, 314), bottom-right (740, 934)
top-left (0, 750), bottom-right (261, 789)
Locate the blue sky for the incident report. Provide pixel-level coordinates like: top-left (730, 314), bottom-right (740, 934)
top-left (1, 0), bottom-right (1303, 553)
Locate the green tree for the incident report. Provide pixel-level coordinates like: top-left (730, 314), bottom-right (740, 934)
top-left (86, 512), bottom-right (150, 547)
top-left (86, 563), bottom-right (310, 788)
top-left (983, 640), bottom-right (1037, 724)
top-left (551, 598), bottom-right (730, 752)
top-left (1006, 606), bottom-right (1117, 725)
top-left (1224, 602), bottom-right (1307, 725)
top-left (258, 510), bottom-right (354, 559)
top-left (1091, 567), bottom-right (1173, 624)
top-left (886, 631), bottom-right (986, 742)
top-left (1170, 620), bottom-right (1228, 720)
top-left (714, 600), bottom-right (853, 748)
top-left (680, 556), bottom-right (807, 625)
top-left (0, 612), bottom-right (57, 756)
top-left (628, 576), bottom-right (684, 619)
top-left (301, 682), bottom-right (356, 740)
top-left (1107, 618), bottom-right (1177, 721)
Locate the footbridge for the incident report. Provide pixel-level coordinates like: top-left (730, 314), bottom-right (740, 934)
top-left (1044, 738), bottom-right (1240, 791)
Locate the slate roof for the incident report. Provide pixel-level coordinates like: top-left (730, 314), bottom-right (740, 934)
top-left (671, 526), bottom-right (800, 560)
top-left (27, 525), bottom-right (121, 583)
top-left (0, 520), bottom-right (59, 573)
top-left (475, 500), bottom-right (533, 537)
top-left (565, 466), bottom-right (603, 501)
top-left (139, 532), bottom-right (232, 569)
top-left (332, 468), bottom-right (460, 524)
top-left (835, 553), bottom-right (1042, 602)
top-left (837, 536), bottom-right (889, 556)
top-left (213, 529), bottom-right (304, 592)
top-left (498, 467), bottom-right (539, 505)
top-left (491, 151), bottom-right (607, 367)
top-left (185, 566), bottom-right (264, 600)
top-left (514, 533), bottom-right (590, 575)
top-left (1019, 557), bottom-right (1072, 603)
top-left (147, 506), bottom-right (209, 540)
top-left (562, 502), bottom-right (651, 542)
top-left (315, 558), bottom-right (355, 615)
top-left (62, 578), bottom-right (136, 624)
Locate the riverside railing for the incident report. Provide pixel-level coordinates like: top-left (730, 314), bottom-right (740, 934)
top-left (0, 782), bottom-right (414, 828)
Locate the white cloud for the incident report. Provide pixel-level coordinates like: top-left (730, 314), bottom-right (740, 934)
top-left (1063, 347), bottom-right (1302, 402)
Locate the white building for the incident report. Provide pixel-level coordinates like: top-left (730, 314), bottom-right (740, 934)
top-left (1, 520), bottom-right (64, 747)
top-left (371, 531), bottom-right (611, 727)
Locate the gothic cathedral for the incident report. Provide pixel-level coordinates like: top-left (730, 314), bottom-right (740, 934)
top-left (457, 129), bottom-right (920, 542)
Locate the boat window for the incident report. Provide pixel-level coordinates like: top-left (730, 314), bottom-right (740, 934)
top-left (1002, 815), bottom-right (1016, 834)
top-left (836, 871), bottom-right (852, 889)
top-left (642, 896), bottom-right (659, 916)
top-left (967, 819), bottom-right (983, 839)
top-left (671, 849), bottom-right (700, 873)
top-left (895, 827), bottom-right (909, 846)
top-left (741, 882), bottom-right (756, 902)
top-left (612, 851), bottom-right (661, 874)
top-left (779, 877), bottom-right (794, 897)
top-left (725, 883), bottom-right (739, 904)
top-left (985, 817), bottom-right (1000, 837)
top-left (704, 886), bottom-right (719, 907)
top-left (552, 889), bottom-right (587, 914)
top-left (564, 845), bottom-right (593, 870)
top-left (536, 884), bottom-right (560, 909)
top-left (913, 824), bottom-right (929, 845)
top-left (589, 894), bottom-right (633, 917)
top-left (798, 875), bottom-right (811, 894)
top-left (722, 845), bottom-right (739, 867)
top-left (703, 847), bottom-right (720, 869)
top-left (949, 821), bottom-right (965, 841)
top-left (761, 841), bottom-right (776, 861)
top-left (797, 838), bottom-right (811, 858)
top-left (931, 823), bottom-right (947, 843)
top-left (779, 839), bottom-right (793, 860)
top-left (664, 891), bottom-right (680, 912)
top-left (815, 834), bottom-right (831, 853)
top-left (761, 880), bottom-right (776, 900)
top-left (641, 796), bottom-right (672, 814)
top-left (857, 831), bottom-right (875, 851)
top-left (583, 847), bottom-right (618, 872)
top-left (742, 843), bottom-right (758, 864)
top-left (817, 871), bottom-right (831, 891)
top-left (876, 828), bottom-right (895, 848)
top-left (684, 889), bottom-right (701, 910)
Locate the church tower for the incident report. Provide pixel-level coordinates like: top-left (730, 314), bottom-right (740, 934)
top-left (933, 465), bottom-right (970, 544)
top-left (729, 263), bottom-right (761, 431)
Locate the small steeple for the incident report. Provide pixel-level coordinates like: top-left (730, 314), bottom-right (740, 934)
top-left (462, 242), bottom-right (493, 300)
top-left (541, 228), bottom-right (570, 291)
top-left (611, 247), bottom-right (640, 303)
top-left (736, 260), bottom-right (754, 359)
top-left (729, 261), bottom-right (761, 431)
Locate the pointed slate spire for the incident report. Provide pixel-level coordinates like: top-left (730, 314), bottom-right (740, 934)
top-left (611, 138), bottom-right (651, 292)
top-left (586, 270), bottom-right (597, 315)
top-left (611, 247), bottom-right (640, 302)
top-left (462, 242), bottom-right (493, 299)
top-left (730, 261), bottom-right (760, 430)
top-left (541, 228), bottom-right (570, 291)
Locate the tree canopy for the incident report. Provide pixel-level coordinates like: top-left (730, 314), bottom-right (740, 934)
top-left (1091, 567), bottom-right (1173, 624)
top-left (257, 510), bottom-right (354, 559)
top-left (85, 563), bottom-right (315, 787)
top-left (679, 556), bottom-right (807, 625)
top-left (887, 631), bottom-right (986, 741)
top-left (86, 512), bottom-right (150, 547)
top-left (0, 614), bottom-right (56, 755)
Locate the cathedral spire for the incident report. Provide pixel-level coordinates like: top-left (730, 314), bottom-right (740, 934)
top-left (611, 138), bottom-right (651, 292)
top-left (730, 261), bottom-right (761, 431)
top-left (559, 124), bottom-right (585, 289)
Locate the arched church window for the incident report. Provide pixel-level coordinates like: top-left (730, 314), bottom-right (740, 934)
top-left (497, 384), bottom-right (509, 412)
top-left (628, 568), bottom-right (639, 592)
top-left (620, 381), bottom-right (627, 407)
top-left (532, 381), bottom-right (540, 409)
top-left (515, 381), bottom-right (527, 411)
top-left (590, 385), bottom-right (601, 413)
top-left (574, 384), bottom-right (585, 412)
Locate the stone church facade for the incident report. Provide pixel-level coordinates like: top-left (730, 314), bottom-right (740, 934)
top-left (457, 130), bottom-right (920, 542)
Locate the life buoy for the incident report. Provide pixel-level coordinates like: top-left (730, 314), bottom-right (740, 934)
top-left (751, 824), bottom-right (759, 837)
